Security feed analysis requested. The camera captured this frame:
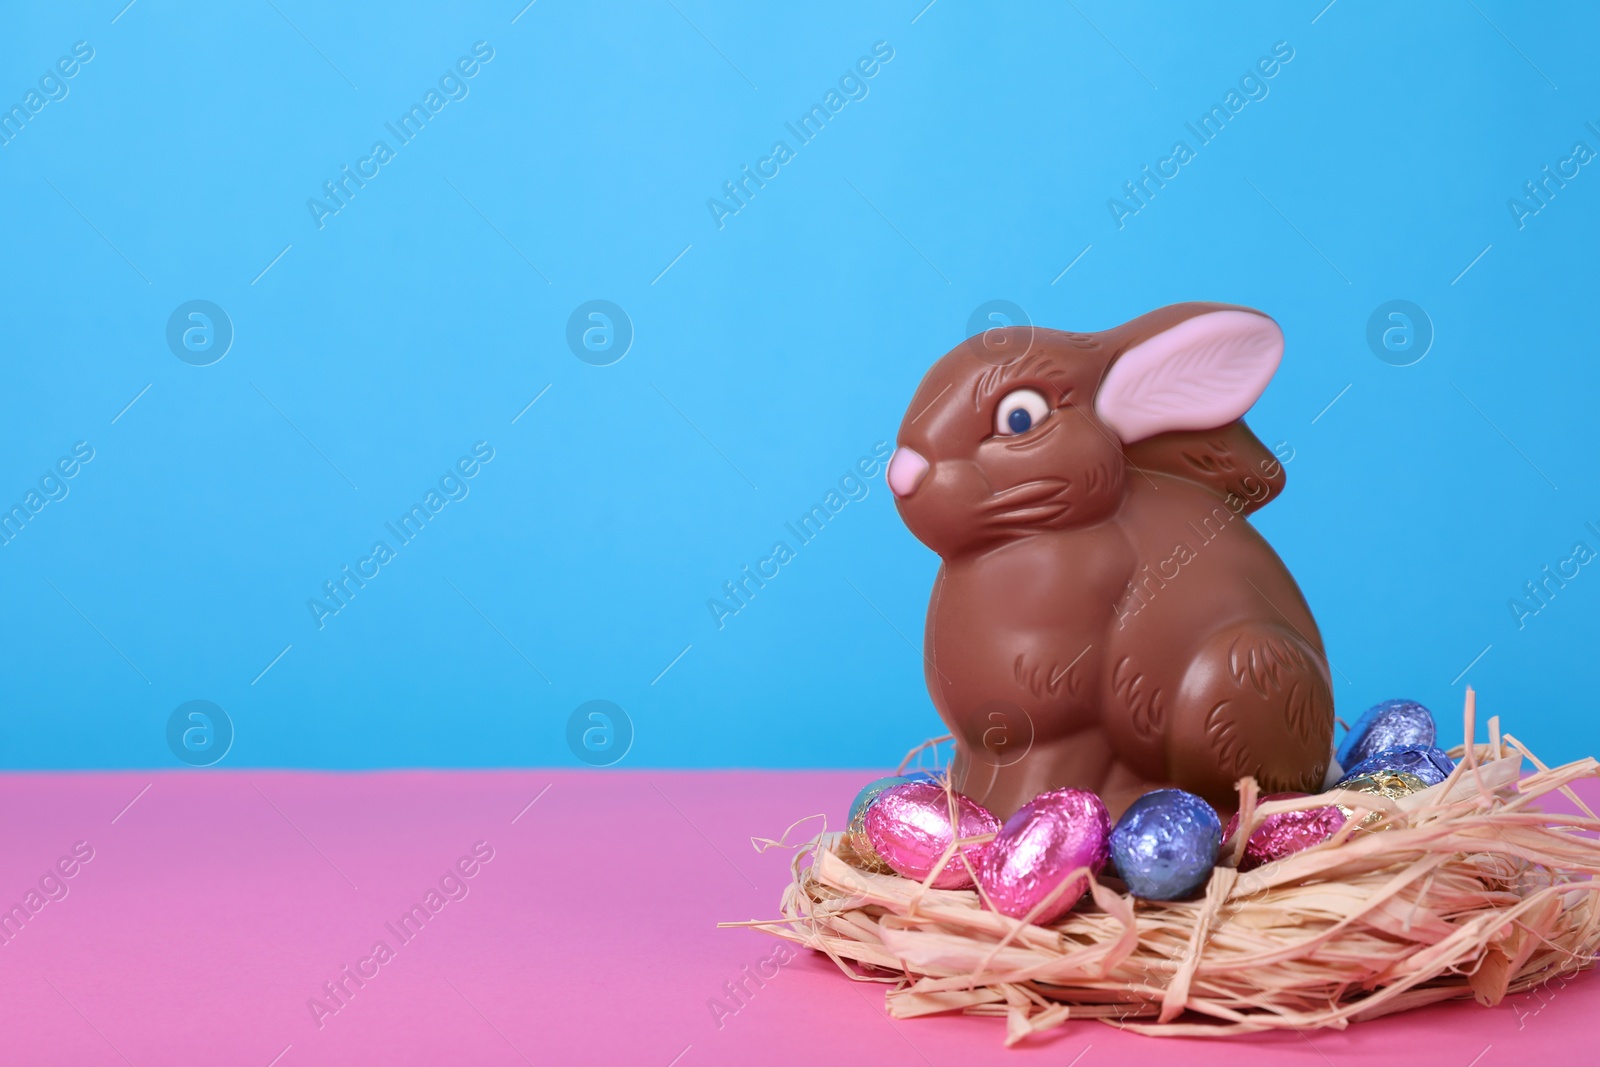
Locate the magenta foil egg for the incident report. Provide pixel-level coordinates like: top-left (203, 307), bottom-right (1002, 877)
top-left (975, 788), bottom-right (1110, 925)
top-left (1224, 793), bottom-right (1347, 871)
top-left (862, 781), bottom-right (1000, 889)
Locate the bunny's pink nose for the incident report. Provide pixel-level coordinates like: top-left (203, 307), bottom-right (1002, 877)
top-left (887, 447), bottom-right (929, 497)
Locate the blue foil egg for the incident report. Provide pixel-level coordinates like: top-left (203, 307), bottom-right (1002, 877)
top-left (850, 776), bottom-right (912, 826)
top-left (1340, 744), bottom-right (1455, 786)
top-left (1108, 789), bottom-right (1221, 901)
top-left (846, 776), bottom-right (911, 871)
top-left (1337, 699), bottom-right (1436, 769)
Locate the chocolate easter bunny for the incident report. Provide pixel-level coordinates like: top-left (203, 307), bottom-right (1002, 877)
top-left (887, 303), bottom-right (1333, 818)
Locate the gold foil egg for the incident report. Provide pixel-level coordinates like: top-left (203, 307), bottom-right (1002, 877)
top-left (1333, 769), bottom-right (1428, 830)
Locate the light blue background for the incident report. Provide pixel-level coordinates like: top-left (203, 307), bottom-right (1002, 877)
top-left (2, 0), bottom-right (1596, 770)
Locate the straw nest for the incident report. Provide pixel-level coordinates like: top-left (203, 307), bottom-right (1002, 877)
top-left (728, 692), bottom-right (1600, 1043)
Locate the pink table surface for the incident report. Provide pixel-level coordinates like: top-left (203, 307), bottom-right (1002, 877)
top-left (0, 769), bottom-right (1590, 1066)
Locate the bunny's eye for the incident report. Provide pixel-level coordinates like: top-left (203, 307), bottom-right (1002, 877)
top-left (995, 389), bottom-right (1050, 436)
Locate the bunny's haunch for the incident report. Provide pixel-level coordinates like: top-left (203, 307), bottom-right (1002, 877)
top-left (889, 303), bottom-right (1334, 819)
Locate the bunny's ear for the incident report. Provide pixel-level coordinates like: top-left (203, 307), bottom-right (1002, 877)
top-left (1093, 309), bottom-right (1283, 444)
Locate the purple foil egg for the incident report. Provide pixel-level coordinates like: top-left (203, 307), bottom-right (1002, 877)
top-left (1109, 789), bottom-right (1221, 901)
top-left (862, 781), bottom-right (1000, 889)
top-left (1340, 744), bottom-right (1455, 787)
top-left (1336, 699), bottom-right (1436, 769)
top-left (975, 788), bottom-right (1110, 925)
top-left (1223, 793), bottom-right (1347, 872)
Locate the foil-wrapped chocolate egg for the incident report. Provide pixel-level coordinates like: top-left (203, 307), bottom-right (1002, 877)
top-left (863, 781), bottom-right (1000, 889)
top-left (1224, 793), bottom-right (1347, 872)
top-left (1108, 789), bottom-right (1221, 900)
top-left (975, 788), bottom-right (1110, 924)
top-left (1336, 699), bottom-right (1436, 769)
top-left (1332, 769), bottom-right (1428, 828)
top-left (1340, 744), bottom-right (1455, 787)
top-left (845, 776), bottom-right (910, 872)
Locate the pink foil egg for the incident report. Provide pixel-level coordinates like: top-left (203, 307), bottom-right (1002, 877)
top-left (976, 788), bottom-right (1110, 925)
top-left (862, 781), bottom-right (1000, 889)
top-left (1223, 792), bottom-right (1347, 872)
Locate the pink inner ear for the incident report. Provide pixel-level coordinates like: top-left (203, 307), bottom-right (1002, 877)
top-left (1093, 310), bottom-right (1283, 443)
